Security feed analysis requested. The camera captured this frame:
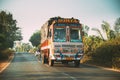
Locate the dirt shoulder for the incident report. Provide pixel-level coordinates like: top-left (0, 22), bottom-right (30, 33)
top-left (0, 54), bottom-right (14, 73)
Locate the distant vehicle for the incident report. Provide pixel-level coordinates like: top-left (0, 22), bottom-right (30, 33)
top-left (35, 51), bottom-right (40, 56)
top-left (40, 17), bottom-right (84, 67)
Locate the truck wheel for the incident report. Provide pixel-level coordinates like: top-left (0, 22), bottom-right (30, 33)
top-left (49, 58), bottom-right (54, 66)
top-left (41, 56), bottom-right (44, 64)
top-left (74, 60), bottom-right (80, 67)
top-left (41, 55), bottom-right (45, 64)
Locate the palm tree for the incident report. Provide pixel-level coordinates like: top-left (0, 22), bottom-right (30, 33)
top-left (82, 25), bottom-right (89, 37)
top-left (92, 28), bottom-right (104, 40)
top-left (109, 30), bottom-right (116, 39)
top-left (92, 21), bottom-right (115, 40)
top-left (101, 21), bottom-right (111, 40)
top-left (114, 17), bottom-right (120, 37)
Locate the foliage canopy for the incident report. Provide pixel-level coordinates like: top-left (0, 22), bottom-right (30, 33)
top-left (0, 11), bottom-right (22, 50)
top-left (29, 31), bottom-right (41, 47)
top-left (83, 17), bottom-right (120, 69)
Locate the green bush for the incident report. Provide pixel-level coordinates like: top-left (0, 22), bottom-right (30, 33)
top-left (0, 48), bottom-right (15, 60)
top-left (93, 37), bottom-right (120, 69)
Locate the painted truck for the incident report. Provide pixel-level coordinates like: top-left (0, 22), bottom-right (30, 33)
top-left (40, 17), bottom-right (84, 67)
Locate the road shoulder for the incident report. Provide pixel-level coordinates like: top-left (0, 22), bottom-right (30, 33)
top-left (0, 54), bottom-right (14, 73)
top-left (84, 63), bottom-right (120, 72)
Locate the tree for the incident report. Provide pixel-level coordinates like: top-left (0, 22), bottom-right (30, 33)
top-left (109, 30), bottom-right (116, 39)
top-left (0, 11), bottom-right (22, 50)
top-left (29, 31), bottom-right (41, 47)
top-left (92, 21), bottom-right (116, 40)
top-left (101, 21), bottom-right (111, 40)
top-left (114, 17), bottom-right (120, 37)
top-left (21, 43), bottom-right (32, 52)
top-left (83, 35), bottom-right (103, 54)
top-left (82, 25), bottom-right (89, 37)
top-left (92, 28), bottom-right (104, 40)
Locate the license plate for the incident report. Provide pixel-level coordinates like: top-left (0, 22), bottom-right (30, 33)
top-left (66, 57), bottom-right (73, 60)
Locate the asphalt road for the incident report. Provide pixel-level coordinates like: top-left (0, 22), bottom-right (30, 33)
top-left (0, 52), bottom-right (120, 80)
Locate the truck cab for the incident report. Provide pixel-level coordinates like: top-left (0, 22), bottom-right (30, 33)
top-left (40, 17), bottom-right (84, 67)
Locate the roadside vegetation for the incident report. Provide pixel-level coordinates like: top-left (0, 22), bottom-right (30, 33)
top-left (82, 18), bottom-right (120, 69)
top-left (14, 42), bottom-right (32, 52)
top-left (0, 10), bottom-right (22, 60)
top-left (29, 30), bottom-right (41, 47)
top-left (29, 30), bottom-right (41, 53)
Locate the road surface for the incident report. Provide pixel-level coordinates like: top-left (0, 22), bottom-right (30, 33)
top-left (0, 52), bottom-right (120, 80)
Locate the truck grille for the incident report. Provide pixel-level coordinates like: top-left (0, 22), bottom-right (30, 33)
top-left (62, 45), bottom-right (75, 47)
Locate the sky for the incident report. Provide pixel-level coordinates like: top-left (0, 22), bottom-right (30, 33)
top-left (0, 0), bottom-right (120, 43)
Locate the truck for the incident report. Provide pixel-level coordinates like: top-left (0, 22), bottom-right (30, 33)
top-left (40, 17), bottom-right (84, 67)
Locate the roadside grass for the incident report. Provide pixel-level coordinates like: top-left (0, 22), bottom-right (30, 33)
top-left (81, 54), bottom-right (120, 72)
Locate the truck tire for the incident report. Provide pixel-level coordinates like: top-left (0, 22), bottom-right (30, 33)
top-left (41, 55), bottom-right (44, 64)
top-left (41, 55), bottom-right (46, 64)
top-left (49, 58), bottom-right (54, 66)
top-left (74, 60), bottom-right (80, 67)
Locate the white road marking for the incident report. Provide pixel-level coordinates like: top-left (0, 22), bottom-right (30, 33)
top-left (62, 72), bottom-right (77, 80)
top-left (37, 58), bottom-right (77, 80)
top-left (43, 64), bottom-right (77, 80)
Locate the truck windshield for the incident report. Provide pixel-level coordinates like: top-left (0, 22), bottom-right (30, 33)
top-left (70, 28), bottom-right (82, 42)
top-left (54, 28), bottom-right (66, 42)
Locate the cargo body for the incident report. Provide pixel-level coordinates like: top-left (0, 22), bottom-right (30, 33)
top-left (40, 17), bottom-right (84, 67)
